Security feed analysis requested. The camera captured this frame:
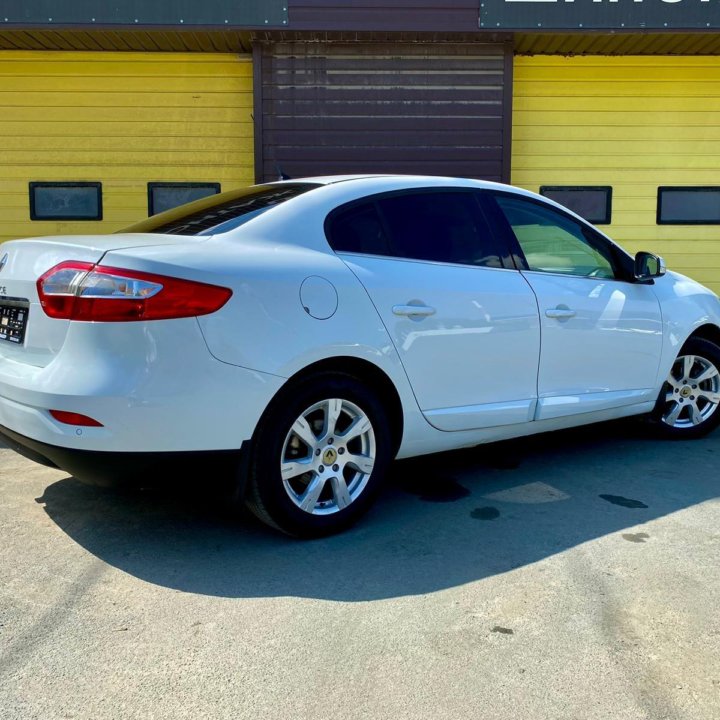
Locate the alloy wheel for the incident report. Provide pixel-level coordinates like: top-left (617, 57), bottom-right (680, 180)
top-left (280, 398), bottom-right (376, 515)
top-left (661, 354), bottom-right (720, 429)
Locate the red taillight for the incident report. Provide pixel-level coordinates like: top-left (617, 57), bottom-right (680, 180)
top-left (49, 410), bottom-right (104, 427)
top-left (37, 261), bottom-right (232, 322)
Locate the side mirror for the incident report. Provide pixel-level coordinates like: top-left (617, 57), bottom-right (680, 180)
top-left (634, 251), bottom-right (666, 281)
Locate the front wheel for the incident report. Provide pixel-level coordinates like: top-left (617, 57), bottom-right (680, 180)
top-left (653, 337), bottom-right (720, 439)
top-left (245, 373), bottom-right (392, 537)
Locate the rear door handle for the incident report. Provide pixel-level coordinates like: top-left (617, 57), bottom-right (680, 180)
top-left (545, 307), bottom-right (576, 319)
top-left (392, 304), bottom-right (436, 318)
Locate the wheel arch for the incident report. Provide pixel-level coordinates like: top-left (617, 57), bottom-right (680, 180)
top-left (656, 322), bottom-right (720, 392)
top-left (653, 328), bottom-right (720, 438)
top-left (685, 322), bottom-right (720, 350)
top-left (280, 356), bottom-right (405, 457)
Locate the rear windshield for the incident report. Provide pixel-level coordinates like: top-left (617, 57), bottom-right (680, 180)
top-left (119, 183), bottom-right (318, 236)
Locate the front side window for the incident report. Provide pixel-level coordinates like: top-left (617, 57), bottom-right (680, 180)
top-left (327, 190), bottom-right (505, 268)
top-left (494, 194), bottom-right (616, 279)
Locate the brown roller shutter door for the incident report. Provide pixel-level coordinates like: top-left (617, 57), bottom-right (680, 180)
top-left (256, 40), bottom-right (512, 183)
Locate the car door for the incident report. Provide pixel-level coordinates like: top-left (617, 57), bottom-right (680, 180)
top-left (484, 191), bottom-right (663, 421)
top-left (325, 188), bottom-right (541, 431)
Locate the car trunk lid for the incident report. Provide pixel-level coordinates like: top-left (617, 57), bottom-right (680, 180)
top-left (0, 234), bottom-right (210, 367)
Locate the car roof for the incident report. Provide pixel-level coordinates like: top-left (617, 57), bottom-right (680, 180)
top-left (274, 174), bottom-right (561, 207)
top-left (275, 174), bottom-right (514, 192)
top-left (285, 174), bottom-right (394, 185)
top-left (280, 174), bottom-right (609, 223)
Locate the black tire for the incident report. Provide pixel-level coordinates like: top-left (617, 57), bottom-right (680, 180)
top-left (651, 336), bottom-right (720, 440)
top-left (244, 372), bottom-right (393, 537)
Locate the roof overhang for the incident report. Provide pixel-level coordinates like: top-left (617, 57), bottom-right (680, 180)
top-left (0, 28), bottom-right (255, 53)
top-left (515, 32), bottom-right (720, 56)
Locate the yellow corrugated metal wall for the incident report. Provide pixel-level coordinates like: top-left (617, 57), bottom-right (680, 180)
top-left (0, 50), bottom-right (253, 241)
top-left (512, 56), bottom-right (720, 293)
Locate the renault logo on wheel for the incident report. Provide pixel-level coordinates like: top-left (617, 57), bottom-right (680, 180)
top-left (0, 253), bottom-right (7, 273)
top-left (323, 448), bottom-right (338, 465)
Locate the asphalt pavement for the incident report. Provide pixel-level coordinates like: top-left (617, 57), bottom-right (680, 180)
top-left (1, 420), bottom-right (719, 720)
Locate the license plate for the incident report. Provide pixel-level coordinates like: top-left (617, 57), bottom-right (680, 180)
top-left (0, 299), bottom-right (29, 345)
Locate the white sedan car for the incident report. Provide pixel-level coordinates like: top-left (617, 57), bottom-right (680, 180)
top-left (1, 175), bottom-right (719, 536)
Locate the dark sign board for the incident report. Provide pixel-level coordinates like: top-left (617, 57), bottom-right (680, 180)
top-left (480, 0), bottom-right (720, 31)
top-left (0, 0), bottom-right (287, 28)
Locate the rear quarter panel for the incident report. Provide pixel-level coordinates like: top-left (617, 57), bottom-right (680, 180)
top-left (103, 236), bottom-right (424, 444)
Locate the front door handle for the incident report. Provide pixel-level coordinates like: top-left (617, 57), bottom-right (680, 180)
top-left (545, 307), bottom-right (576, 319)
top-left (392, 304), bottom-right (436, 318)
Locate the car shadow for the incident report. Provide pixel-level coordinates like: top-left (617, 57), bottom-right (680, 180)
top-left (31, 420), bottom-right (719, 602)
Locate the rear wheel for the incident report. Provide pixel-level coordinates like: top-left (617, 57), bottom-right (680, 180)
top-left (653, 337), bottom-right (720, 439)
top-left (245, 373), bottom-right (392, 537)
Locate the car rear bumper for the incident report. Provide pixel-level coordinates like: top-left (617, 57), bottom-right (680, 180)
top-left (0, 422), bottom-right (248, 488)
top-left (0, 319), bottom-right (285, 454)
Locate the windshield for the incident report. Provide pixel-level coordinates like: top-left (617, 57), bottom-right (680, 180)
top-left (119, 183), bottom-right (319, 236)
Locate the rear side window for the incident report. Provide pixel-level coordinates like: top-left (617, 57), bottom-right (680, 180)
top-left (327, 190), bottom-right (504, 268)
top-left (120, 183), bottom-right (318, 236)
top-left (329, 202), bottom-right (391, 256)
